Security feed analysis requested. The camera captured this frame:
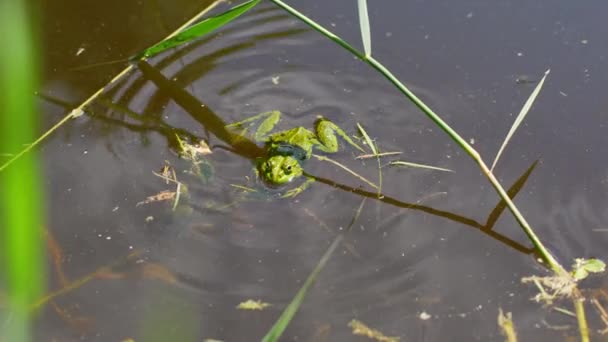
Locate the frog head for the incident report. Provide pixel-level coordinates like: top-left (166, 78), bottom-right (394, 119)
top-left (259, 155), bottom-right (303, 185)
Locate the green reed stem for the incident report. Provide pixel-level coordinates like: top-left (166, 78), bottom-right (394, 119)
top-left (268, 0), bottom-right (567, 276)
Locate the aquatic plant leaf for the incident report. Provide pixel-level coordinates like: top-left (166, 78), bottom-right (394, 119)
top-left (261, 236), bottom-right (343, 342)
top-left (136, 0), bottom-right (261, 59)
top-left (236, 299), bottom-right (271, 310)
top-left (357, 0), bottom-right (371, 57)
top-left (571, 258), bottom-right (606, 281)
top-left (348, 319), bottom-right (399, 342)
top-left (389, 160), bottom-right (453, 173)
top-left (491, 69), bottom-right (550, 171)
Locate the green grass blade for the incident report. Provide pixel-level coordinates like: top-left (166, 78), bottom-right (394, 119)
top-left (261, 235), bottom-right (343, 342)
top-left (135, 0), bottom-right (261, 59)
top-left (0, 0), bottom-right (46, 340)
top-left (490, 70), bottom-right (550, 171)
top-left (357, 123), bottom-right (377, 155)
top-left (390, 160), bottom-right (454, 173)
top-left (357, 123), bottom-right (382, 196)
top-left (357, 0), bottom-right (371, 57)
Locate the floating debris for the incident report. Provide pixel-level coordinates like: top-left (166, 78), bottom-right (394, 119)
top-left (348, 319), bottom-right (399, 342)
top-left (522, 274), bottom-right (576, 304)
top-left (136, 190), bottom-right (176, 206)
top-left (236, 299), bottom-right (271, 310)
top-left (176, 134), bottom-right (212, 160)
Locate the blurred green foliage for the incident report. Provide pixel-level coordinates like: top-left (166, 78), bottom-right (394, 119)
top-left (0, 0), bottom-right (46, 341)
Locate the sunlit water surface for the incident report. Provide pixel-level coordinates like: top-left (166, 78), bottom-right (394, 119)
top-left (36, 0), bottom-right (608, 340)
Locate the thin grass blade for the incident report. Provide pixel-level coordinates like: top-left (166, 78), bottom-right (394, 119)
top-left (356, 123), bottom-right (383, 196)
top-left (491, 70), bottom-right (550, 171)
top-left (312, 154), bottom-right (379, 189)
top-left (135, 0), bottom-right (261, 59)
top-left (357, 123), bottom-right (377, 155)
top-left (357, 0), bottom-right (371, 57)
top-left (390, 160), bottom-right (454, 173)
top-left (261, 235), bottom-right (343, 342)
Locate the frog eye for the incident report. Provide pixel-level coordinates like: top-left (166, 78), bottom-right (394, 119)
top-left (285, 165), bottom-right (292, 174)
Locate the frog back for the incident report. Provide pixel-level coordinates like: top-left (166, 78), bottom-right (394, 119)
top-left (269, 127), bottom-right (316, 154)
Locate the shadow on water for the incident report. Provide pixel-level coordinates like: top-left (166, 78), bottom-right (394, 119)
top-left (119, 59), bottom-right (542, 258)
top-left (45, 52), bottom-right (543, 253)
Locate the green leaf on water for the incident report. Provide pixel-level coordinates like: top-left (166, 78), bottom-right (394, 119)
top-left (571, 258), bottom-right (606, 281)
top-left (357, 0), bottom-right (371, 57)
top-left (135, 0), bottom-right (261, 59)
top-left (491, 69), bottom-right (550, 172)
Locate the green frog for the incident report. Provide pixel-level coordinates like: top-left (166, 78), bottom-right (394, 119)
top-left (227, 111), bottom-right (364, 197)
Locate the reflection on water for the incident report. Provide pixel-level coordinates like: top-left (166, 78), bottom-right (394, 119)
top-left (33, 0), bottom-right (608, 340)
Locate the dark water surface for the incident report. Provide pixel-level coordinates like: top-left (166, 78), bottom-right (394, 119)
top-left (36, 0), bottom-right (608, 340)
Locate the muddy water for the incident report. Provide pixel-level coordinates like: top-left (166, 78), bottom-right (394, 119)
top-left (37, 0), bottom-right (608, 340)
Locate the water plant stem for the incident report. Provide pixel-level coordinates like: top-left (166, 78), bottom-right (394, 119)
top-left (268, 0), bottom-right (567, 276)
top-left (574, 294), bottom-right (590, 342)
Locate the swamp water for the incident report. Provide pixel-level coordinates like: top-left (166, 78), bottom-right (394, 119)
top-left (35, 0), bottom-right (608, 340)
